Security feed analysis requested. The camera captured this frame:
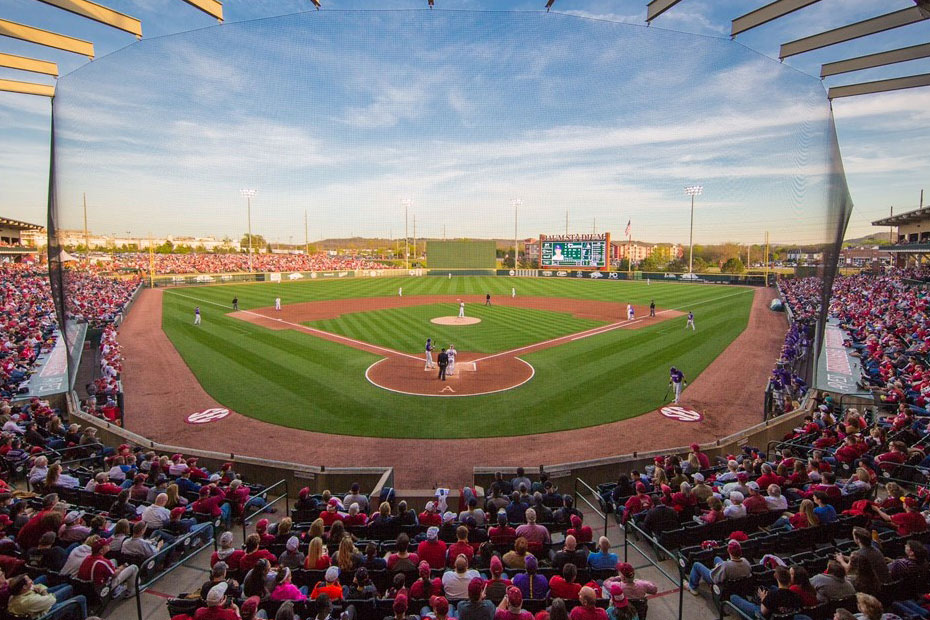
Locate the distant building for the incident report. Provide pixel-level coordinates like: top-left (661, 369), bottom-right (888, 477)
top-left (786, 249), bottom-right (823, 264)
top-left (0, 216), bottom-right (45, 262)
top-left (839, 247), bottom-right (892, 267)
top-left (873, 205), bottom-right (930, 267)
top-left (610, 241), bottom-right (653, 263)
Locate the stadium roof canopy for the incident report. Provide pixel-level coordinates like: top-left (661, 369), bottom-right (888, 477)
top-left (872, 205), bottom-right (930, 226)
top-left (1, 0), bottom-right (928, 100)
top-left (0, 216), bottom-right (45, 231)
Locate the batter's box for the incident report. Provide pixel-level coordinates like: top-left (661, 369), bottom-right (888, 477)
top-left (456, 362), bottom-right (477, 372)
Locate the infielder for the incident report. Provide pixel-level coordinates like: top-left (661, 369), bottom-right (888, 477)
top-left (669, 366), bottom-right (687, 404)
top-left (232, 296), bottom-right (239, 311)
top-left (512, 287), bottom-right (516, 298)
top-left (627, 304), bottom-right (635, 321)
top-left (458, 301), bottom-right (465, 319)
top-left (398, 287), bottom-right (403, 297)
top-left (275, 297), bottom-right (282, 311)
top-left (686, 311), bottom-right (695, 330)
top-left (424, 338), bottom-right (435, 370)
top-left (649, 300), bottom-right (656, 317)
top-left (447, 343), bottom-right (456, 376)
top-left (485, 293), bottom-right (491, 306)
top-left (194, 306), bottom-right (201, 325)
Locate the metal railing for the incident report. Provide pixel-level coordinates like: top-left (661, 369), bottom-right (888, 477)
top-left (242, 479), bottom-right (289, 541)
top-left (623, 518), bottom-right (684, 620)
top-left (133, 523), bottom-right (217, 620)
top-left (573, 477), bottom-right (609, 537)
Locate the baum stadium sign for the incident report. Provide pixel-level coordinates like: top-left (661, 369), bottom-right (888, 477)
top-left (815, 319), bottom-right (861, 395)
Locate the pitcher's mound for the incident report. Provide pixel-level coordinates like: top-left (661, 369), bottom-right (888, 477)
top-left (431, 316), bottom-right (482, 325)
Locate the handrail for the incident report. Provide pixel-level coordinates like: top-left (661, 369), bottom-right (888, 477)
top-left (573, 477), bottom-right (609, 537)
top-left (242, 479), bottom-right (288, 541)
top-left (720, 600), bottom-right (755, 620)
top-left (622, 518), bottom-right (683, 620)
top-left (134, 523), bottom-right (217, 620)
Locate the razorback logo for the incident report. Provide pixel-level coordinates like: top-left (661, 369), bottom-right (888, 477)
top-left (659, 406), bottom-right (703, 422)
top-left (185, 408), bottom-right (231, 424)
top-left (589, 272), bottom-right (602, 278)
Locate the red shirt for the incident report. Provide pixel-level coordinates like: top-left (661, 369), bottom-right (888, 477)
top-left (447, 541), bottom-right (475, 566)
top-left (211, 550), bottom-right (245, 571)
top-left (891, 511), bottom-right (928, 536)
top-left (78, 554), bottom-right (114, 587)
top-left (239, 548), bottom-right (277, 574)
top-left (194, 607), bottom-right (240, 620)
top-left (419, 512), bottom-right (442, 527)
top-left (409, 578), bottom-right (443, 599)
top-left (548, 576), bottom-right (582, 600)
top-left (417, 540), bottom-right (447, 569)
top-left (489, 526), bottom-right (516, 546)
top-left (569, 606), bottom-right (608, 620)
top-left (755, 474), bottom-right (785, 489)
top-left (320, 511), bottom-right (345, 526)
top-left (742, 494), bottom-right (769, 514)
top-left (95, 482), bottom-right (122, 495)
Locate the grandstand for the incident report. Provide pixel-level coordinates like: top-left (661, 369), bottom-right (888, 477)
top-left (2, 2), bottom-right (930, 620)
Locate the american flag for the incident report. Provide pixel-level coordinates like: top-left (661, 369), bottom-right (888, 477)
top-left (625, 220), bottom-right (631, 238)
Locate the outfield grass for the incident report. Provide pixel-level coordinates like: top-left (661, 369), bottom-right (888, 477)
top-left (307, 303), bottom-right (605, 354)
top-left (160, 276), bottom-right (754, 438)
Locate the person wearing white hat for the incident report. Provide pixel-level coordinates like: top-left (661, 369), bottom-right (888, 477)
top-left (310, 565), bottom-right (345, 600)
top-left (723, 492), bottom-right (747, 519)
top-left (200, 582), bottom-right (241, 620)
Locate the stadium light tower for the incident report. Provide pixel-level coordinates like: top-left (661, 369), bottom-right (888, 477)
top-left (684, 185), bottom-right (703, 275)
top-left (402, 198), bottom-right (412, 271)
top-left (512, 199), bottom-right (522, 271)
top-left (240, 188), bottom-right (257, 272)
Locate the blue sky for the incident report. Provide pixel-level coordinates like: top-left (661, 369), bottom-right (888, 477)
top-left (1, 0), bottom-right (928, 246)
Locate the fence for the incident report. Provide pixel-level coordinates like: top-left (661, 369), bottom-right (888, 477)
top-left (133, 521), bottom-right (217, 620)
top-left (572, 477), bottom-right (609, 537)
top-left (623, 519), bottom-right (684, 620)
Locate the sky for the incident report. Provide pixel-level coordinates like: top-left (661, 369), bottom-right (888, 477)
top-left (1, 0), bottom-right (928, 247)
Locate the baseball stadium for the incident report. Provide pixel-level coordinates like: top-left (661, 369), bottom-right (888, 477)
top-left (1, 1), bottom-right (928, 620)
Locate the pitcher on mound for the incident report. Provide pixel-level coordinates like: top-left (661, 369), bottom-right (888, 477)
top-left (458, 300), bottom-right (465, 319)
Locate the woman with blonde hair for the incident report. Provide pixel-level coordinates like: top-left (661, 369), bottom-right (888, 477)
top-left (787, 499), bottom-right (819, 529)
top-left (305, 536), bottom-right (331, 570)
top-left (308, 518), bottom-right (325, 541)
top-left (336, 535), bottom-right (360, 571)
top-left (165, 483), bottom-right (187, 509)
top-left (652, 468), bottom-right (668, 488)
top-left (275, 517), bottom-right (293, 543)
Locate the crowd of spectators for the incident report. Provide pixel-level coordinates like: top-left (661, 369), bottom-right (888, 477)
top-left (81, 252), bottom-right (384, 275)
top-left (0, 266), bottom-right (59, 400)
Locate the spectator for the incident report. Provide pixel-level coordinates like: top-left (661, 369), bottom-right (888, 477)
top-left (458, 577), bottom-right (495, 620)
top-left (550, 535), bottom-right (587, 572)
top-left (410, 560), bottom-right (443, 599)
top-left (685, 540), bottom-right (751, 596)
top-left (502, 537), bottom-right (530, 569)
top-left (305, 536), bottom-right (331, 570)
top-left (310, 566), bottom-right (344, 600)
top-left (548, 564), bottom-right (582, 601)
top-left (418, 527), bottom-right (448, 570)
top-left (442, 554), bottom-right (481, 599)
top-left (606, 584), bottom-right (637, 620)
top-left (810, 560), bottom-right (855, 603)
top-left (495, 586), bottom-right (533, 620)
top-left (587, 537), bottom-right (618, 570)
top-left (512, 554), bottom-right (548, 600)
top-left (569, 586), bottom-right (607, 620)
top-left (729, 565), bottom-right (802, 619)
top-left (278, 537), bottom-right (305, 571)
top-left (77, 537), bottom-right (139, 600)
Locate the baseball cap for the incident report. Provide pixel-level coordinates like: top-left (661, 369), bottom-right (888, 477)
top-left (426, 526), bottom-right (439, 541)
top-left (393, 594), bottom-right (408, 614)
top-left (635, 482), bottom-right (646, 493)
top-left (256, 518), bottom-right (269, 532)
top-left (903, 496), bottom-right (919, 509)
top-left (442, 511), bottom-right (455, 523)
top-left (430, 596), bottom-right (449, 615)
top-left (690, 443), bottom-right (700, 451)
top-left (328, 498), bottom-right (340, 508)
top-left (206, 582), bottom-right (228, 606)
top-left (490, 555), bottom-right (503, 576)
top-left (64, 511), bottom-right (81, 524)
top-left (692, 473), bottom-right (705, 483)
top-left (736, 472), bottom-right (749, 482)
top-left (727, 540), bottom-right (743, 556)
top-left (570, 515), bottom-right (582, 528)
top-left (91, 538), bottom-right (111, 554)
top-left (729, 491), bottom-right (744, 503)
top-left (746, 482), bottom-right (760, 492)
top-left (325, 566), bottom-right (340, 582)
top-left (616, 562), bottom-right (634, 578)
top-left (425, 501), bottom-right (436, 511)
top-left (468, 577), bottom-right (485, 598)
top-left (524, 554), bottom-right (538, 571)
top-left (286, 536), bottom-right (300, 552)
top-left (609, 583), bottom-right (629, 608)
top-left (506, 586), bottom-right (523, 608)
top-left (419, 560), bottom-right (431, 578)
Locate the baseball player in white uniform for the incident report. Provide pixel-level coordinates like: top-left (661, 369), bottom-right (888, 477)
top-left (627, 304), bottom-right (635, 321)
top-left (447, 343), bottom-right (456, 376)
top-left (458, 301), bottom-right (465, 319)
top-left (512, 287), bottom-right (516, 298)
top-left (398, 287), bottom-right (403, 297)
top-left (424, 338), bottom-right (434, 370)
top-left (194, 306), bottom-right (201, 325)
top-left (686, 311), bottom-right (695, 330)
top-left (275, 297), bottom-right (282, 311)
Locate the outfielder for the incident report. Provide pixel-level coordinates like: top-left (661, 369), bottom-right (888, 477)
top-left (458, 301), bottom-right (465, 319)
top-left (275, 297), bottom-right (282, 311)
top-left (627, 304), bottom-right (635, 321)
top-left (193, 306), bottom-right (201, 325)
top-left (511, 287), bottom-right (516, 298)
top-left (447, 343), bottom-right (457, 376)
top-left (424, 338), bottom-right (435, 370)
top-left (398, 287), bottom-right (403, 297)
top-left (669, 366), bottom-right (687, 404)
top-left (686, 311), bottom-right (695, 330)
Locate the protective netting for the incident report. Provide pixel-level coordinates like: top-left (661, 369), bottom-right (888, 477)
top-left (48, 9), bottom-right (852, 378)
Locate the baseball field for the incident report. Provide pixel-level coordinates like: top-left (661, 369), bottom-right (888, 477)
top-left (157, 276), bottom-right (754, 438)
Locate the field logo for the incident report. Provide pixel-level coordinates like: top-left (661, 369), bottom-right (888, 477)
top-left (608, 272), bottom-right (619, 280)
top-left (509, 270), bottom-right (515, 276)
top-left (185, 408), bottom-right (231, 424)
top-left (659, 406), bottom-right (703, 423)
top-left (542, 271), bottom-right (552, 277)
top-left (589, 272), bottom-right (602, 279)
top-left (556, 271), bottom-right (568, 277)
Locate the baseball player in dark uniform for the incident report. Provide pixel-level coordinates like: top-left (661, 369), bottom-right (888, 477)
top-left (669, 367), bottom-right (687, 404)
top-left (232, 296), bottom-right (239, 311)
top-left (649, 300), bottom-right (655, 317)
top-left (425, 338), bottom-right (435, 370)
top-left (437, 348), bottom-right (449, 381)
top-left (485, 293), bottom-right (491, 306)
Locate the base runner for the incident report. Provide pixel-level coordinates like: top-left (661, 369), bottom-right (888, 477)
top-left (627, 304), bottom-right (635, 321)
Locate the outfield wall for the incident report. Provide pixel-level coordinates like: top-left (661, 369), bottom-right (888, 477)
top-left (426, 240), bottom-right (496, 269)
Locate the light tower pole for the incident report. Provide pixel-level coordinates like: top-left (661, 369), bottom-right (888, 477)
top-left (684, 185), bottom-right (703, 275)
top-left (240, 189), bottom-right (257, 272)
top-left (512, 199), bottom-right (522, 271)
top-left (402, 198), bottom-right (412, 270)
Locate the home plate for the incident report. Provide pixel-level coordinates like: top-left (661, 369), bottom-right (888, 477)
top-left (431, 316), bottom-right (481, 325)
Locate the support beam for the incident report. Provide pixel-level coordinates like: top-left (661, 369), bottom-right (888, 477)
top-left (36, 0), bottom-right (142, 38)
top-left (828, 72), bottom-right (930, 99)
top-left (731, 0), bottom-right (820, 37)
top-left (180, 0), bottom-right (223, 22)
top-left (780, 6), bottom-right (929, 59)
top-left (821, 42), bottom-right (930, 77)
top-left (0, 52), bottom-right (57, 76)
top-left (0, 78), bottom-right (54, 97)
top-left (646, 0), bottom-right (682, 22)
top-left (0, 18), bottom-right (94, 58)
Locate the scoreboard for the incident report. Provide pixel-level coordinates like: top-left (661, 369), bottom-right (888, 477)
top-left (539, 233), bottom-right (610, 270)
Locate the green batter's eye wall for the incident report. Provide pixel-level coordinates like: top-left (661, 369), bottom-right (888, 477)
top-left (425, 240), bottom-right (497, 270)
